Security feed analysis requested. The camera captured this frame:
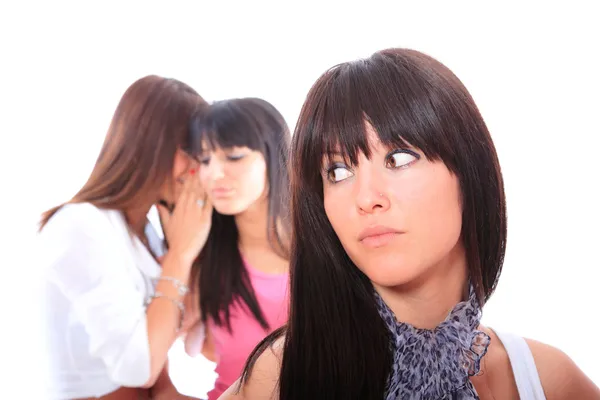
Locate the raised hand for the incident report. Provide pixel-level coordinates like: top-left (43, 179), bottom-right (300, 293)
top-left (157, 169), bottom-right (213, 268)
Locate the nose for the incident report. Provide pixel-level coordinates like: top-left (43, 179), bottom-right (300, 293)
top-left (204, 156), bottom-right (225, 182)
top-left (355, 169), bottom-right (390, 215)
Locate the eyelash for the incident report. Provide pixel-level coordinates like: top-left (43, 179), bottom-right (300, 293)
top-left (199, 154), bottom-right (245, 165)
top-left (324, 162), bottom-right (348, 183)
top-left (385, 149), bottom-right (420, 168)
top-left (324, 149), bottom-right (420, 183)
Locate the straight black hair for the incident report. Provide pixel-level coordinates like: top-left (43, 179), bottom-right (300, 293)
top-left (190, 97), bottom-right (291, 332)
top-left (240, 48), bottom-right (507, 399)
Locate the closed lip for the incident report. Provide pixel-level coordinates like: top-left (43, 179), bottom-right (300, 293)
top-left (358, 225), bottom-right (403, 241)
top-left (212, 188), bottom-right (233, 195)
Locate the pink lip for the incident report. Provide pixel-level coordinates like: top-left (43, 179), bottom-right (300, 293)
top-left (358, 225), bottom-right (403, 248)
top-left (212, 188), bottom-right (233, 197)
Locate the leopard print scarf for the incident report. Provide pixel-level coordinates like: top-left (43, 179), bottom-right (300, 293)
top-left (375, 284), bottom-right (490, 400)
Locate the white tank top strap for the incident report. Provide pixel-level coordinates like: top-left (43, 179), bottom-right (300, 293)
top-left (493, 329), bottom-right (546, 400)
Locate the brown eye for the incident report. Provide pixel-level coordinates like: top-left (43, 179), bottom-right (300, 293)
top-left (326, 164), bottom-right (353, 183)
top-left (385, 150), bottom-right (419, 169)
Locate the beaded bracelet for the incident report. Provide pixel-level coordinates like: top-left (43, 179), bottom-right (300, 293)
top-left (153, 276), bottom-right (189, 297)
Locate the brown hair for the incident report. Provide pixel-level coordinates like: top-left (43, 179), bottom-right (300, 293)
top-left (39, 75), bottom-right (207, 229)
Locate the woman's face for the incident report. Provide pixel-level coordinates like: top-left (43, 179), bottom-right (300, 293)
top-left (322, 124), bottom-right (464, 290)
top-left (199, 144), bottom-right (267, 215)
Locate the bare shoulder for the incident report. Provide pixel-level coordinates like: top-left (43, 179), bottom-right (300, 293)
top-left (218, 337), bottom-right (284, 400)
top-left (525, 338), bottom-right (600, 399)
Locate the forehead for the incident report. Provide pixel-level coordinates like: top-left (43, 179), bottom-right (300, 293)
top-left (363, 124), bottom-right (381, 147)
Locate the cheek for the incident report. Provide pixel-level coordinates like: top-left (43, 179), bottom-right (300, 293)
top-left (199, 167), bottom-right (209, 187)
top-left (324, 189), bottom-right (350, 243)
top-left (238, 159), bottom-right (267, 201)
top-left (404, 169), bottom-right (462, 253)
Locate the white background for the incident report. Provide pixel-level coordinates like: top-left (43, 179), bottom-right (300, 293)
top-left (1, 1), bottom-right (598, 398)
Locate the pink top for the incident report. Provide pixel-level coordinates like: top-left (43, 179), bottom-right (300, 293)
top-left (206, 262), bottom-right (289, 400)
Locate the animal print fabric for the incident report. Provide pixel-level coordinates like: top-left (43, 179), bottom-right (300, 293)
top-left (375, 284), bottom-right (490, 400)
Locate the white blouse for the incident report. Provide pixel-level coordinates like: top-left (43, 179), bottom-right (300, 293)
top-left (39, 202), bottom-right (164, 399)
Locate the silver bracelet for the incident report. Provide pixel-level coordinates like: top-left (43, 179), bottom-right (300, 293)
top-left (153, 276), bottom-right (190, 297)
top-left (145, 291), bottom-right (185, 332)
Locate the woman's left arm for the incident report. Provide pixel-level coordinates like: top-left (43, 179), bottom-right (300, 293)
top-left (527, 339), bottom-right (600, 399)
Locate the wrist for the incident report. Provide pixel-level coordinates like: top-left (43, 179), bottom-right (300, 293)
top-left (161, 252), bottom-right (194, 277)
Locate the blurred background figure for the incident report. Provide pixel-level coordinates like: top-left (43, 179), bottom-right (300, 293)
top-left (184, 98), bottom-right (291, 400)
top-left (37, 75), bottom-right (212, 400)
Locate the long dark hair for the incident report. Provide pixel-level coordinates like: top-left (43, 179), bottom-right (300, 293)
top-left (190, 98), bottom-right (291, 331)
top-left (39, 75), bottom-right (207, 230)
top-left (240, 48), bottom-right (507, 399)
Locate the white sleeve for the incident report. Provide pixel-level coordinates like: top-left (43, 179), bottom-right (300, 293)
top-left (44, 205), bottom-right (151, 387)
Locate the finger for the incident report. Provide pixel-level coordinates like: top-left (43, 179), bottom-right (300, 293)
top-left (186, 169), bottom-right (206, 210)
top-left (192, 194), bottom-right (208, 211)
top-left (156, 203), bottom-right (171, 226)
top-left (189, 167), bottom-right (204, 198)
top-left (177, 168), bottom-right (197, 208)
top-left (201, 194), bottom-right (213, 218)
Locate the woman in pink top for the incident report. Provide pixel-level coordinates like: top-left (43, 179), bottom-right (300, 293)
top-left (185, 98), bottom-right (291, 400)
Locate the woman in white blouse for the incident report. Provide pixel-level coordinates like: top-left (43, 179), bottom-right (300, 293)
top-left (38, 75), bottom-right (212, 400)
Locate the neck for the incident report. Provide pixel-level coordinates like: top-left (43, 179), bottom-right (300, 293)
top-left (124, 205), bottom-right (151, 238)
top-left (375, 243), bottom-right (469, 330)
top-left (235, 197), bottom-right (270, 250)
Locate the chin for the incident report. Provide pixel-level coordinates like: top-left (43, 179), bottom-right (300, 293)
top-left (355, 255), bottom-right (422, 289)
top-left (213, 201), bottom-right (246, 216)
top-left (366, 270), bottom-right (419, 289)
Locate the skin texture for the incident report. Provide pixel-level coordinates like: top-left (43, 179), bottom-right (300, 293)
top-left (199, 146), bottom-right (267, 217)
